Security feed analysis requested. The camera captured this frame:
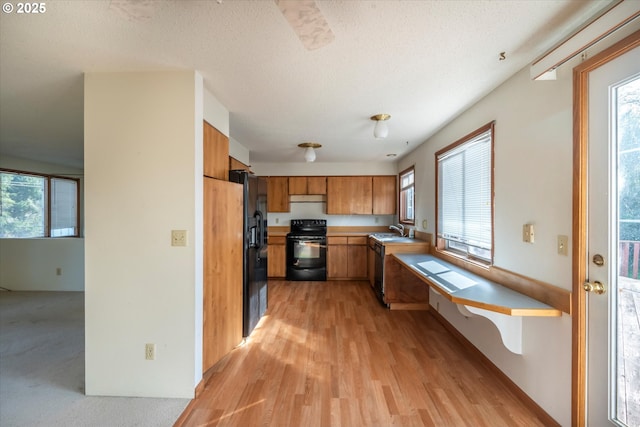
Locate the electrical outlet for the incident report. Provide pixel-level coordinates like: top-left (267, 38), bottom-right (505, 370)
top-left (171, 230), bottom-right (187, 247)
top-left (145, 343), bottom-right (155, 360)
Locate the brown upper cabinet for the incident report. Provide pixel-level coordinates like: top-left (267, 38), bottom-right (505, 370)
top-left (267, 177), bottom-right (290, 212)
top-left (326, 176), bottom-right (373, 215)
top-left (288, 177), bottom-right (307, 195)
top-left (307, 177), bottom-right (327, 195)
top-left (229, 156), bottom-right (251, 173)
top-left (289, 176), bottom-right (327, 195)
top-left (373, 175), bottom-right (397, 215)
top-left (266, 175), bottom-right (395, 215)
top-left (203, 121), bottom-right (229, 180)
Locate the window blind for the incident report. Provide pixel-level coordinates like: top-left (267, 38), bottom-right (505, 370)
top-left (50, 178), bottom-right (78, 237)
top-left (438, 129), bottom-right (492, 250)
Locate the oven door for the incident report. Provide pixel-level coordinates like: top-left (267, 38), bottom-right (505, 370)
top-left (286, 235), bottom-right (326, 269)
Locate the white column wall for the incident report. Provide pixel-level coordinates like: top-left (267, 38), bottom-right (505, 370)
top-left (84, 70), bottom-right (203, 398)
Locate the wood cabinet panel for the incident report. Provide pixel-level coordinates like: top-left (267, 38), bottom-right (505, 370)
top-left (347, 244), bottom-right (368, 279)
top-left (383, 255), bottom-right (430, 306)
top-left (288, 177), bottom-right (307, 195)
top-left (327, 244), bottom-right (348, 278)
top-left (267, 177), bottom-right (290, 212)
top-left (268, 243), bottom-right (286, 278)
top-left (328, 236), bottom-right (348, 245)
top-left (229, 156), bottom-right (250, 173)
top-left (327, 236), bottom-right (368, 279)
top-left (326, 176), bottom-right (372, 214)
top-left (203, 121), bottom-right (229, 180)
top-left (347, 236), bottom-right (368, 245)
top-left (373, 175), bottom-right (397, 215)
top-left (203, 178), bottom-right (243, 371)
top-left (307, 176), bottom-right (327, 194)
top-left (269, 235), bottom-right (286, 245)
top-left (288, 176), bottom-right (327, 195)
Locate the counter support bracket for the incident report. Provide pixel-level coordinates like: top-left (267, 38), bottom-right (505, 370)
top-left (456, 304), bottom-right (523, 354)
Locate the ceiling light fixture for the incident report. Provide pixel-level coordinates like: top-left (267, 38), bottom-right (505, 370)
top-left (298, 142), bottom-right (322, 162)
top-left (370, 114), bottom-right (391, 139)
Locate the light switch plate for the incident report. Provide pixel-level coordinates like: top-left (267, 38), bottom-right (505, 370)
top-left (171, 230), bottom-right (187, 247)
top-left (558, 235), bottom-right (569, 256)
top-left (523, 224), bottom-right (535, 243)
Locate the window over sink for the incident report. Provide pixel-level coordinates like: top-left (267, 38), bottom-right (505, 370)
top-left (399, 166), bottom-right (414, 225)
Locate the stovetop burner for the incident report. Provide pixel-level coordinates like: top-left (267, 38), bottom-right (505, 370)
top-left (289, 219), bottom-right (327, 236)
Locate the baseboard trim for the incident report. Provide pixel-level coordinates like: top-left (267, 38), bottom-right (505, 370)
top-left (429, 309), bottom-right (561, 427)
top-left (195, 377), bottom-right (206, 398)
top-left (388, 302), bottom-right (430, 310)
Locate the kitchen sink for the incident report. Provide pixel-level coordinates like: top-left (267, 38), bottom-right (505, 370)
top-left (369, 233), bottom-right (414, 243)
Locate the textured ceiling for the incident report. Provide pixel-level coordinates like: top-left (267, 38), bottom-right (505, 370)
top-left (0, 0), bottom-right (615, 169)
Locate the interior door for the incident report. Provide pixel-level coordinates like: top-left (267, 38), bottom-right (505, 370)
top-left (587, 44), bottom-right (640, 426)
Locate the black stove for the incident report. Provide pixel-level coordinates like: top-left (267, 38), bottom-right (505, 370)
top-left (286, 219), bottom-right (327, 281)
top-left (289, 219), bottom-right (327, 236)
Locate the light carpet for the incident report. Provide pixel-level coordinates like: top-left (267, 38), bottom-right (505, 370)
top-left (0, 291), bottom-right (189, 427)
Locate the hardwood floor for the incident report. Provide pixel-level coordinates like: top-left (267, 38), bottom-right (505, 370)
top-left (176, 280), bottom-right (549, 426)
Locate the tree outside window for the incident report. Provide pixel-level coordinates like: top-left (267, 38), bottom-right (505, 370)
top-left (0, 170), bottom-right (79, 238)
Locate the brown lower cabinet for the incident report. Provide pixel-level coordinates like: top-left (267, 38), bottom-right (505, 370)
top-left (327, 236), bottom-right (368, 280)
top-left (268, 236), bottom-right (286, 278)
top-left (268, 234), bottom-right (374, 281)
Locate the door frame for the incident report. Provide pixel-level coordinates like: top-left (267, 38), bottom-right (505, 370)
top-left (572, 29), bottom-right (640, 427)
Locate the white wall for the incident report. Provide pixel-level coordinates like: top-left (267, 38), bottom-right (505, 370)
top-left (84, 70), bottom-right (205, 398)
top-left (0, 156), bottom-right (85, 291)
top-left (397, 63), bottom-right (576, 425)
top-left (0, 238), bottom-right (84, 291)
top-left (204, 88), bottom-right (229, 137)
top-left (229, 136), bottom-right (250, 166)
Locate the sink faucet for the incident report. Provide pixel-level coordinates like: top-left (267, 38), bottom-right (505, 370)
top-left (389, 224), bottom-right (405, 237)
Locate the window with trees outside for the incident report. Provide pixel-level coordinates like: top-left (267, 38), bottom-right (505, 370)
top-left (436, 122), bottom-right (494, 264)
top-left (399, 166), bottom-right (414, 224)
top-left (0, 169), bottom-right (79, 238)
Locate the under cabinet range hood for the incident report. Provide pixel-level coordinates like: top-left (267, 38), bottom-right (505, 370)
top-left (289, 195), bottom-right (326, 203)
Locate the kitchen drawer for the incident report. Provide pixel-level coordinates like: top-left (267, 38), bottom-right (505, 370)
top-left (269, 235), bottom-right (286, 245)
top-left (328, 236), bottom-right (348, 245)
top-left (347, 236), bottom-right (367, 245)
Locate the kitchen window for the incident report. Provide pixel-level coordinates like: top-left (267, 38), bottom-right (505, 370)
top-left (436, 122), bottom-right (494, 264)
top-left (0, 169), bottom-right (80, 238)
top-left (399, 166), bottom-right (415, 224)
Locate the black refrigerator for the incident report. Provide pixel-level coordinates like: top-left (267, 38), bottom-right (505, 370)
top-left (229, 170), bottom-right (268, 337)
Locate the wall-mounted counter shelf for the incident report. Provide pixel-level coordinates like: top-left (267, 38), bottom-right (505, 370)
top-left (390, 253), bottom-right (563, 354)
